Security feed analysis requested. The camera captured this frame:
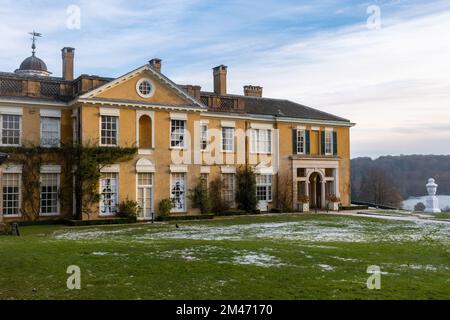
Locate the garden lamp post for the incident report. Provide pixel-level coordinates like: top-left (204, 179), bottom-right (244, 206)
top-left (0, 152), bottom-right (9, 225)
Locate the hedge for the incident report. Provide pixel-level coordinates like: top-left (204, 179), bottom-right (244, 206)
top-left (64, 217), bottom-right (137, 226)
top-left (156, 214), bottom-right (214, 222)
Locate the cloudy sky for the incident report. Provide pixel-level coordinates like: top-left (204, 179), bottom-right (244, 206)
top-left (0, 0), bottom-right (449, 158)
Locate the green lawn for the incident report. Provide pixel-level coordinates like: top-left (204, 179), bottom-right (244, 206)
top-left (0, 214), bottom-right (449, 300)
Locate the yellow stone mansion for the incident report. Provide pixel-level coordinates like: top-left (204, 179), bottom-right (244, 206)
top-left (0, 41), bottom-right (354, 222)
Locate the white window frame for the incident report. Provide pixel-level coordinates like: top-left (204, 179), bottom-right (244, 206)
top-left (325, 130), bottom-right (333, 155)
top-left (256, 174), bottom-right (273, 202)
top-left (200, 123), bottom-right (208, 151)
top-left (170, 173), bottom-right (187, 212)
top-left (136, 172), bottom-right (154, 220)
top-left (221, 127), bottom-right (234, 152)
top-left (170, 119), bottom-right (186, 149)
top-left (0, 114), bottom-right (21, 147)
top-left (251, 129), bottom-right (272, 154)
top-left (40, 116), bottom-right (61, 147)
top-left (100, 115), bottom-right (119, 146)
top-left (297, 130), bottom-right (306, 154)
top-left (40, 172), bottom-right (60, 216)
top-left (2, 172), bottom-right (22, 217)
top-left (99, 172), bottom-right (119, 216)
top-left (222, 173), bottom-right (235, 206)
top-left (72, 109), bottom-right (79, 145)
top-left (136, 78), bottom-right (155, 98)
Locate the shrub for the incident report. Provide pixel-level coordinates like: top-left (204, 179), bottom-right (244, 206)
top-left (65, 218), bottom-right (136, 226)
top-left (158, 198), bottom-right (174, 217)
top-left (0, 223), bottom-right (11, 235)
top-left (235, 166), bottom-right (257, 212)
top-left (209, 177), bottom-right (229, 214)
top-left (298, 195), bottom-right (309, 204)
top-left (189, 176), bottom-right (211, 214)
top-left (414, 202), bottom-right (426, 212)
top-left (118, 199), bottom-right (139, 218)
top-left (326, 195), bottom-right (341, 203)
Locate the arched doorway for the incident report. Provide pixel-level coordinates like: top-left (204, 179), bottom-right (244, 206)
top-left (309, 172), bottom-right (323, 209)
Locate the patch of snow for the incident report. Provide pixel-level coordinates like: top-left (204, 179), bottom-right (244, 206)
top-left (52, 216), bottom-right (450, 245)
top-left (317, 264), bottom-right (335, 271)
top-left (92, 252), bottom-right (109, 256)
top-left (232, 252), bottom-right (286, 268)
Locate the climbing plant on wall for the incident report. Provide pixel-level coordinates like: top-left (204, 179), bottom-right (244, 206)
top-left (0, 143), bottom-right (137, 221)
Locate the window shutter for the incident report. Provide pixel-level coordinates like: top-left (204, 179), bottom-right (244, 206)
top-left (333, 131), bottom-right (338, 155)
top-left (320, 131), bottom-right (325, 155)
top-left (305, 130), bottom-right (310, 155)
top-left (292, 129), bottom-right (298, 154)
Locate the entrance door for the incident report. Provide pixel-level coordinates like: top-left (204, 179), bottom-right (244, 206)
top-left (309, 172), bottom-right (322, 209)
top-left (137, 173), bottom-right (153, 220)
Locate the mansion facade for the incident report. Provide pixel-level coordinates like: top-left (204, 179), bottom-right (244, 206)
top-left (0, 43), bottom-right (354, 222)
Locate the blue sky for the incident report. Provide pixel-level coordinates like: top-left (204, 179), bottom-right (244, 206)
top-left (1, 0), bottom-right (450, 158)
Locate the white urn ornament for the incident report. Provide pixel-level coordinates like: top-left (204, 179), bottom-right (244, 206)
top-left (424, 178), bottom-right (441, 214)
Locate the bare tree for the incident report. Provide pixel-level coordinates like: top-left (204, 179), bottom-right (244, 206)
top-left (359, 169), bottom-right (403, 207)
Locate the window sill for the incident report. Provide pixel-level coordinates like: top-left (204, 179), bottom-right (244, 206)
top-left (251, 152), bottom-right (273, 155)
top-left (3, 215), bottom-right (21, 218)
top-left (39, 213), bottom-right (60, 217)
top-left (138, 149), bottom-right (154, 155)
top-left (99, 212), bottom-right (117, 217)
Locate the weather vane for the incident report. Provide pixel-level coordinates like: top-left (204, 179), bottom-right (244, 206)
top-left (29, 31), bottom-right (42, 56)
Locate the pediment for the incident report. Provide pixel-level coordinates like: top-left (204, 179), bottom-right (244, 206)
top-left (80, 65), bottom-right (203, 108)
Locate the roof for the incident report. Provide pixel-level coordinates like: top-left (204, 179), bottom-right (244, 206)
top-left (200, 91), bottom-right (351, 123)
top-left (79, 64), bottom-right (206, 109)
top-left (242, 96), bottom-right (350, 122)
top-left (18, 55), bottom-right (48, 72)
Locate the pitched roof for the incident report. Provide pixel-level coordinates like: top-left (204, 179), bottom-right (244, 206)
top-left (242, 96), bottom-right (350, 122)
top-left (199, 91), bottom-right (350, 123)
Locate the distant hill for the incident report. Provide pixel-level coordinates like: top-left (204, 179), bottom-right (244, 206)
top-left (351, 155), bottom-right (450, 201)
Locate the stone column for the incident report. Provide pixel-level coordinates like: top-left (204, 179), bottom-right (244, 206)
top-left (424, 178), bottom-right (441, 213)
top-left (321, 181), bottom-right (326, 209)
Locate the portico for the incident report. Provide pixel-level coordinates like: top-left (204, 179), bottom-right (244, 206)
top-left (292, 159), bottom-right (340, 211)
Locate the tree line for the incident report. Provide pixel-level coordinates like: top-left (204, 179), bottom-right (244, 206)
top-left (351, 155), bottom-right (450, 207)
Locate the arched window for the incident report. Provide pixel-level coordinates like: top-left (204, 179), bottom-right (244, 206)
top-left (139, 115), bottom-right (152, 148)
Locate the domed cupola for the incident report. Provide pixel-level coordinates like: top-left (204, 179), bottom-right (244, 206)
top-left (14, 31), bottom-right (52, 77)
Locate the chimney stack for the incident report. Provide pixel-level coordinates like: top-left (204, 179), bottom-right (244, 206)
top-left (244, 85), bottom-right (263, 97)
top-left (213, 65), bottom-right (227, 95)
top-left (149, 58), bottom-right (162, 73)
top-left (61, 47), bottom-right (75, 81)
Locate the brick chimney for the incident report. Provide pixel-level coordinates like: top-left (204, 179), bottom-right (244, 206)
top-left (149, 58), bottom-right (162, 73)
top-left (213, 65), bottom-right (227, 96)
top-left (244, 85), bottom-right (263, 97)
top-left (61, 47), bottom-right (75, 81)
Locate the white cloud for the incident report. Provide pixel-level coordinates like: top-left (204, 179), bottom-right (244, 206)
top-left (0, 1), bottom-right (449, 158)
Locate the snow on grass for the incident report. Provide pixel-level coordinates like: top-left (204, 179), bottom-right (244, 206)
top-left (147, 245), bottom-right (287, 267)
top-left (91, 252), bottom-right (128, 256)
top-left (317, 264), bottom-right (335, 272)
top-left (232, 252), bottom-right (286, 268)
top-left (51, 216), bottom-right (450, 245)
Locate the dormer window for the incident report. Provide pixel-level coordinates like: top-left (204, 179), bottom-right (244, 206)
top-left (136, 78), bottom-right (155, 98)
